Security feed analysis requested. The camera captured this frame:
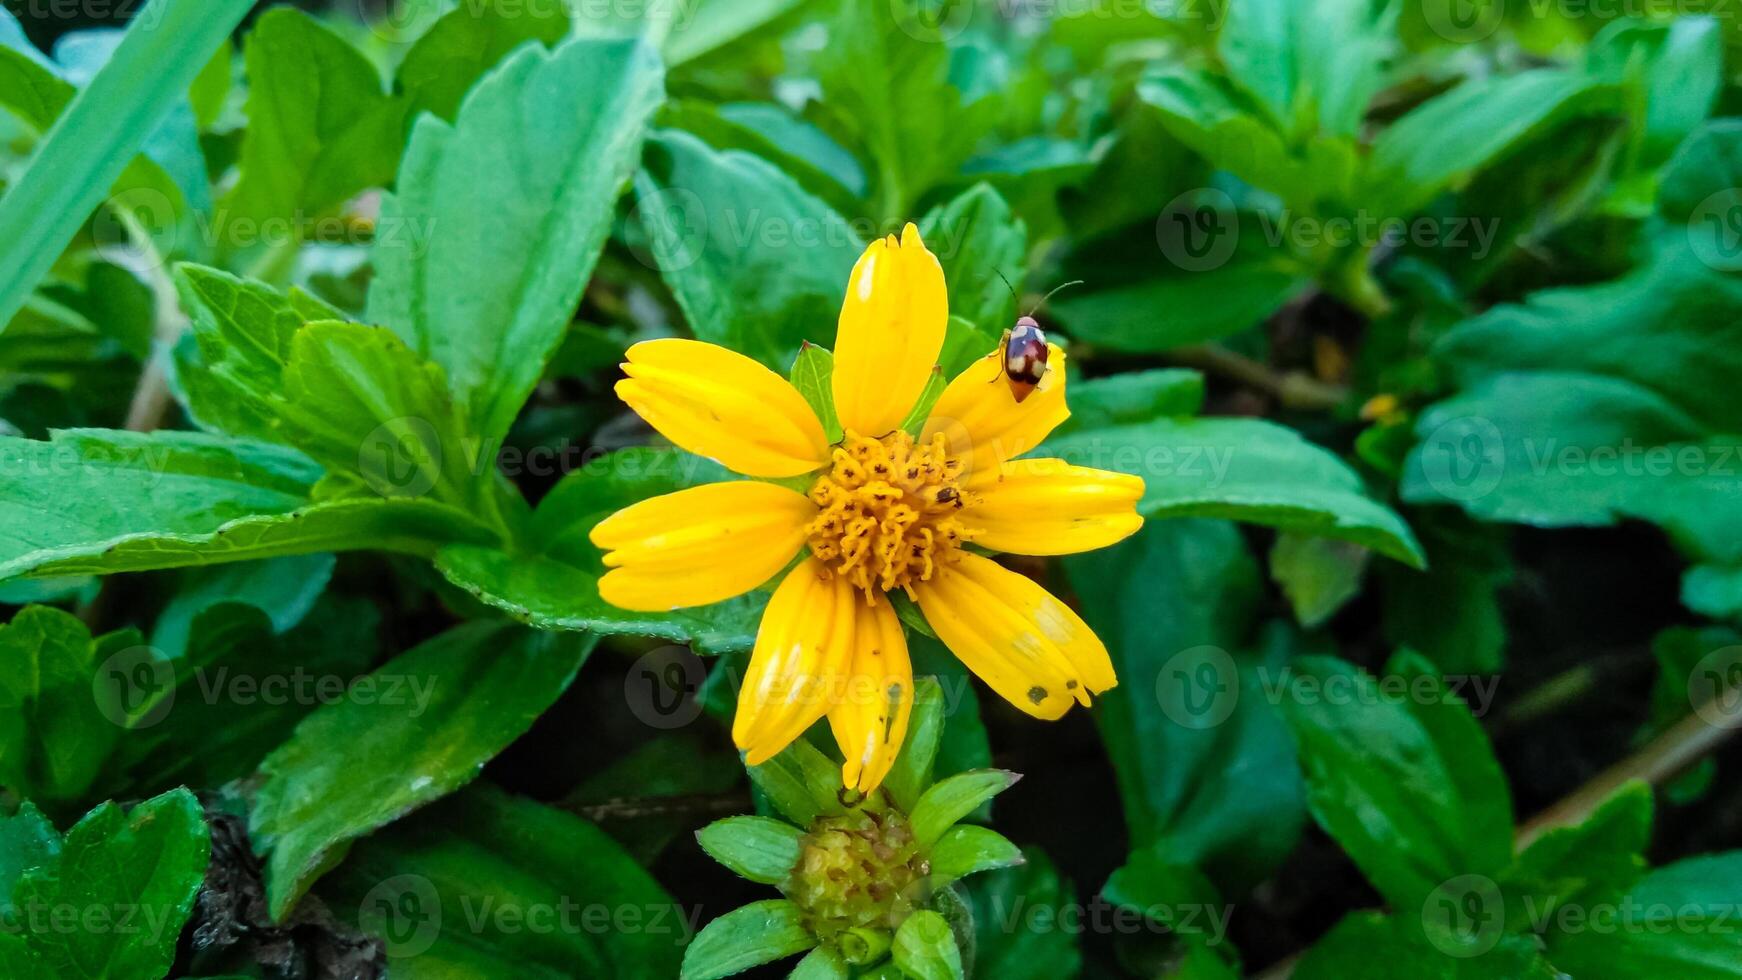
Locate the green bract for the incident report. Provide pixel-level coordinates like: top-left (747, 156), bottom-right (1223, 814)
top-left (685, 680), bottom-right (1021, 980)
top-left (2, 2), bottom-right (1742, 978)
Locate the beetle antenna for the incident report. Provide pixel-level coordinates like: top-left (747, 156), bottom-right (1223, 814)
top-left (1027, 280), bottom-right (1084, 317)
top-left (992, 269), bottom-right (1020, 312)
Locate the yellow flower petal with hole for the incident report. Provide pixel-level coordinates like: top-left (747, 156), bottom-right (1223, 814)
top-left (617, 339), bottom-right (829, 478)
top-left (825, 595), bottom-right (912, 794)
top-left (590, 481), bottom-right (816, 611)
top-left (914, 552), bottom-right (1115, 719)
top-left (921, 343), bottom-right (1070, 481)
top-left (832, 222), bottom-right (948, 437)
top-left (963, 458), bottom-right (1145, 556)
top-left (734, 558), bottom-right (858, 765)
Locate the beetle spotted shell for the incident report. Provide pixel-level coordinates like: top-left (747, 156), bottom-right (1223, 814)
top-left (1002, 317), bottom-right (1049, 403)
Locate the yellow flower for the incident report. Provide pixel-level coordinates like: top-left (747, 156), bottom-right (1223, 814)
top-left (592, 223), bottom-right (1144, 794)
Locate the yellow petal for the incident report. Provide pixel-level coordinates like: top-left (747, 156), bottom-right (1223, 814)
top-left (733, 559), bottom-right (858, 765)
top-left (617, 339), bottom-right (829, 478)
top-left (921, 343), bottom-right (1070, 480)
top-left (825, 595), bottom-right (912, 794)
top-left (591, 481), bottom-right (815, 611)
top-left (832, 222), bottom-right (948, 437)
top-left (914, 553), bottom-right (1115, 719)
top-left (963, 458), bottom-right (1145, 556)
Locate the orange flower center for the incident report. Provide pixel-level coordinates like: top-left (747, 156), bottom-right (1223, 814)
top-left (806, 430), bottom-right (974, 597)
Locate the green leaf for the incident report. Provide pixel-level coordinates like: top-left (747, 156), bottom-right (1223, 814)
top-left (323, 783), bottom-right (682, 978)
top-left (147, 552), bottom-right (334, 659)
top-left (746, 735), bottom-right (848, 827)
top-left (882, 676), bottom-right (949, 811)
top-left (1054, 369), bottom-right (1206, 433)
top-left (661, 0), bottom-right (814, 66)
top-left (789, 945), bottom-right (850, 980)
top-left (1137, 66), bottom-right (1356, 210)
top-left (221, 8), bottom-right (405, 257)
top-left (573, 0), bottom-right (813, 67)
top-left (1280, 654), bottom-right (1512, 912)
top-left (1544, 851), bottom-right (1742, 977)
top-left (369, 37), bottom-right (663, 449)
top-left (1429, 262), bottom-right (1742, 438)
top-left (1380, 513), bottom-right (1511, 674)
top-left (170, 264), bottom-right (308, 442)
top-left (278, 320), bottom-right (498, 518)
top-left (661, 99), bottom-right (865, 217)
top-left (432, 447), bottom-right (763, 651)
top-left (1066, 519), bottom-right (1303, 895)
top-left (1404, 122), bottom-right (1742, 587)
top-left (0, 32), bottom-right (73, 130)
top-left (1504, 781), bottom-right (1652, 928)
top-left (909, 770), bottom-right (1020, 847)
top-left (250, 622), bottom-right (595, 920)
top-left (0, 428), bottom-right (316, 579)
top-left (120, 597), bottom-right (379, 795)
top-left (682, 899), bottom-right (815, 980)
top-left (188, 36), bottom-right (230, 131)
top-left (928, 825), bottom-right (1024, 886)
top-left (634, 128), bottom-right (863, 370)
top-left (1295, 910), bottom-right (1556, 980)
top-left (24, 494), bottom-right (500, 580)
top-left (0, 802), bottom-right (59, 907)
top-left (961, 849), bottom-right (1082, 980)
top-left (1100, 849), bottom-right (1221, 928)
top-left (0, 606), bottom-right (131, 811)
top-left (918, 183), bottom-right (1027, 335)
top-left (1051, 210), bottom-right (1310, 352)
top-left (1365, 69), bottom-right (1620, 217)
top-left (435, 546), bottom-right (765, 653)
top-left (0, 0), bottom-right (254, 329)
top-left (1270, 532), bottom-right (1370, 628)
top-left (696, 816), bottom-right (803, 885)
top-left (815, 0), bottom-right (999, 221)
top-left (1042, 416), bottom-right (1424, 566)
top-left (1585, 16), bottom-right (1721, 173)
top-left (892, 909), bottom-right (964, 980)
top-left (1217, 0), bottom-right (1394, 141)
top-left (395, 0), bottom-right (571, 125)
top-left (789, 342), bottom-right (843, 442)
top-left (9, 788), bottom-right (210, 980)
top-left (935, 315), bottom-right (996, 380)
top-left (1643, 627), bottom-right (1742, 754)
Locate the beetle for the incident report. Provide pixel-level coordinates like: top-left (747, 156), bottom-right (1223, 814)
top-left (997, 317), bottom-right (1050, 403)
top-left (989, 278), bottom-right (1082, 404)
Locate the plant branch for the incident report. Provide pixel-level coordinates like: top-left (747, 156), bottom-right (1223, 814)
top-left (560, 792), bottom-right (754, 822)
top-left (1167, 344), bottom-right (1349, 412)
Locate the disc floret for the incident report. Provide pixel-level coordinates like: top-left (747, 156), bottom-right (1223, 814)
top-left (805, 430), bottom-right (975, 596)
